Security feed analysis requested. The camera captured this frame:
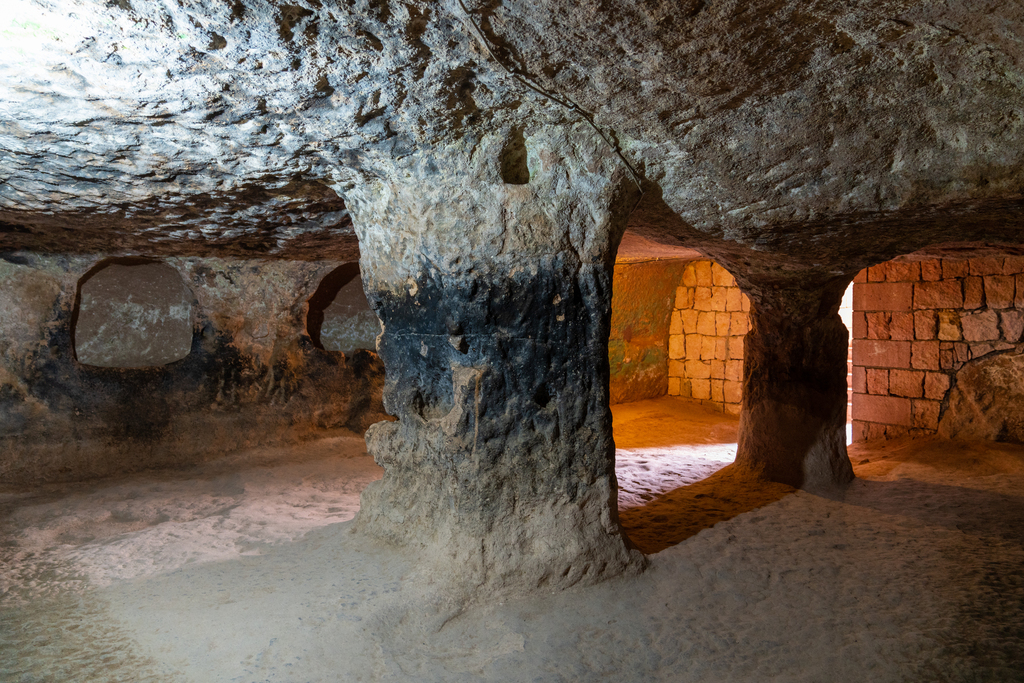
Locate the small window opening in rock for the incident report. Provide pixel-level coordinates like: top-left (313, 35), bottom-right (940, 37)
top-left (307, 263), bottom-right (380, 354)
top-left (72, 259), bottom-right (194, 368)
top-left (500, 127), bottom-right (530, 185)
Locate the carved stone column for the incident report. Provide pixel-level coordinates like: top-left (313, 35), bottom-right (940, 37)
top-left (343, 126), bottom-right (645, 594)
top-left (734, 279), bottom-right (855, 490)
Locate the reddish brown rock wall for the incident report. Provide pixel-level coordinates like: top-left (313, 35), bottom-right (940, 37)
top-left (608, 259), bottom-right (686, 405)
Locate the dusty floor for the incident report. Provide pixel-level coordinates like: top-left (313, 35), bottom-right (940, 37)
top-left (2, 397), bottom-right (1023, 682)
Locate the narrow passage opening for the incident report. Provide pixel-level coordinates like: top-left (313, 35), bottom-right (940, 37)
top-left (609, 255), bottom-right (782, 553)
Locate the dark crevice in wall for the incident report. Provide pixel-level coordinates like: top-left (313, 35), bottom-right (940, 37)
top-left (500, 127), bottom-right (530, 185)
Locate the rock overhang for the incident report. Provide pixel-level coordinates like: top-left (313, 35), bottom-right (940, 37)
top-left (1, 0), bottom-right (1022, 265)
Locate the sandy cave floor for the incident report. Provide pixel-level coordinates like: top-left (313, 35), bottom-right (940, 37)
top-left (2, 397), bottom-right (1024, 682)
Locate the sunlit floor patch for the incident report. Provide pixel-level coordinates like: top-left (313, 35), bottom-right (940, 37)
top-left (615, 444), bottom-right (735, 510)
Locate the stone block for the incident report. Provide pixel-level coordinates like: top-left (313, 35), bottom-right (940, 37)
top-left (694, 286), bottom-right (713, 311)
top-left (985, 275), bottom-right (1015, 309)
top-left (678, 379), bottom-right (692, 398)
top-left (1001, 310), bottom-right (1024, 342)
top-left (669, 334), bottom-right (685, 359)
top-left (855, 282), bottom-right (913, 311)
top-left (942, 259), bottom-right (969, 279)
top-left (962, 310), bottom-right (1000, 342)
top-left (866, 312), bottom-right (890, 340)
top-left (715, 311), bottom-right (731, 336)
top-left (710, 287), bottom-right (728, 311)
top-left (889, 312), bottom-right (914, 341)
top-left (866, 368), bottom-right (888, 395)
top-left (867, 264), bottom-right (887, 282)
top-left (854, 269), bottom-right (868, 283)
top-left (670, 311), bottom-right (683, 335)
top-left (963, 277), bottom-right (984, 309)
top-left (971, 343), bottom-right (994, 359)
top-left (954, 343), bottom-right (971, 364)
top-left (730, 312), bottom-right (748, 335)
top-left (970, 258), bottom-right (1004, 276)
top-left (726, 288), bottom-right (743, 311)
top-left (937, 310), bottom-right (961, 341)
top-left (852, 340), bottom-right (911, 368)
top-left (853, 393), bottom-right (912, 427)
top-left (700, 336), bottom-right (717, 361)
top-left (680, 309), bottom-right (699, 334)
top-left (912, 399), bottom-right (940, 429)
top-left (682, 263), bottom-right (698, 287)
top-left (668, 377), bottom-right (681, 395)
top-left (715, 337), bottom-right (728, 360)
top-left (914, 280), bottom-right (963, 309)
top-left (1003, 256), bottom-right (1024, 275)
top-left (725, 402), bottom-right (742, 415)
top-left (727, 336), bottom-right (744, 360)
top-left (914, 310), bottom-right (937, 340)
top-left (939, 347), bottom-right (954, 371)
top-left (710, 379), bottom-right (725, 403)
top-left (911, 341), bottom-right (940, 371)
top-left (691, 378), bottom-right (711, 400)
top-left (741, 294), bottom-right (750, 312)
top-left (685, 359), bottom-right (711, 379)
top-left (1018, 275), bottom-right (1024, 308)
top-left (669, 360), bottom-right (685, 377)
top-left (852, 365), bottom-right (867, 393)
top-left (726, 359), bottom-right (743, 382)
top-left (711, 263), bottom-right (735, 287)
top-left (852, 311), bottom-right (867, 339)
top-left (887, 261), bottom-right (921, 282)
top-left (685, 334), bottom-right (702, 360)
top-left (924, 372), bottom-right (951, 400)
top-left (888, 369), bottom-right (924, 398)
top-left (724, 380), bottom-right (742, 403)
top-left (694, 261), bottom-right (714, 287)
top-left (710, 360), bottom-right (725, 380)
top-left (697, 311), bottom-right (717, 335)
top-left (920, 260), bottom-right (942, 281)
top-left (675, 286), bottom-right (694, 309)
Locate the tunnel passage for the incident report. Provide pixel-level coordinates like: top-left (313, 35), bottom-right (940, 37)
top-left (73, 259), bottom-right (194, 368)
top-left (306, 263), bottom-right (380, 355)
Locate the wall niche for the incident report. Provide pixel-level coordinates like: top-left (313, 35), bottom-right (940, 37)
top-left (73, 259), bottom-right (194, 368)
top-left (306, 263), bottom-right (380, 355)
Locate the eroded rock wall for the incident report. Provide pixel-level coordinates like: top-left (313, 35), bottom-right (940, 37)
top-left (608, 259), bottom-right (685, 405)
top-left (0, 254), bottom-right (386, 484)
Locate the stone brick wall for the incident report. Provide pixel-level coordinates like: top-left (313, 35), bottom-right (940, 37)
top-left (851, 256), bottom-right (1024, 440)
top-left (666, 260), bottom-right (750, 414)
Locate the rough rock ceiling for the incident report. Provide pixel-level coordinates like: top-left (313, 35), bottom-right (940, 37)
top-left (1, 0), bottom-right (1023, 266)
